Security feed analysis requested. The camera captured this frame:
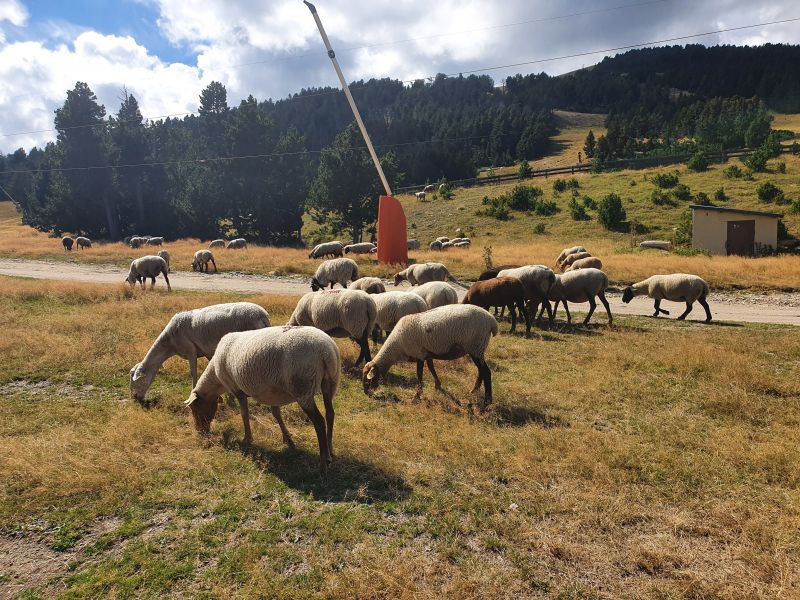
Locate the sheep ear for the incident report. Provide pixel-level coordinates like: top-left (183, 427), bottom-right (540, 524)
top-left (366, 368), bottom-right (375, 380)
top-left (185, 392), bottom-right (198, 407)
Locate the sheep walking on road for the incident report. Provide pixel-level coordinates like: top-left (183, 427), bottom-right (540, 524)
top-left (192, 249), bottom-right (217, 273)
top-left (185, 326), bottom-right (340, 473)
top-left (126, 255), bottom-right (171, 291)
top-left (463, 277), bottom-right (531, 335)
top-left (394, 262), bottom-right (465, 288)
top-left (541, 268), bottom-right (612, 325)
top-left (497, 265), bottom-right (556, 324)
top-left (157, 249), bottom-right (171, 272)
top-left (362, 304), bottom-right (498, 409)
top-left (62, 236), bottom-right (73, 252)
top-left (311, 258), bottom-right (359, 291)
top-left (622, 274), bottom-right (712, 321)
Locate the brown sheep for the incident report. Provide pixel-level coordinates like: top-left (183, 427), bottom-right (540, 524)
top-left (462, 276), bottom-right (530, 336)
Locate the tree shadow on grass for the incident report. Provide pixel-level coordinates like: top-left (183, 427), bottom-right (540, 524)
top-left (489, 403), bottom-right (569, 429)
top-left (222, 431), bottom-right (412, 504)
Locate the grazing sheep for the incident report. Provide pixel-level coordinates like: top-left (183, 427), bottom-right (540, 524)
top-left (362, 304), bottom-right (498, 409)
top-left (453, 241), bottom-right (471, 248)
top-left (543, 268), bottom-right (612, 325)
top-left (146, 236), bottom-right (164, 247)
top-left (394, 262), bottom-right (464, 287)
top-left (308, 241), bottom-right (344, 259)
top-left (435, 236), bottom-right (450, 244)
top-left (463, 277), bottom-right (530, 335)
top-left (75, 236), bottom-right (92, 250)
top-left (344, 242), bottom-right (377, 255)
top-left (311, 257), bottom-right (359, 291)
top-left (227, 238), bottom-right (247, 250)
top-left (157, 249), bottom-right (171, 272)
top-left (349, 277), bottom-right (386, 294)
top-left (423, 184), bottom-right (435, 193)
top-left (130, 302), bottom-right (271, 403)
top-left (441, 241), bottom-right (454, 250)
top-left (130, 236), bottom-right (145, 249)
top-left (560, 251), bottom-right (592, 271)
top-left (555, 245), bottom-right (587, 268)
top-left (565, 256), bottom-right (603, 271)
top-left (185, 326), bottom-right (340, 473)
top-left (411, 281), bottom-right (458, 309)
top-left (429, 240), bottom-right (443, 251)
top-left (451, 237), bottom-right (471, 245)
top-left (192, 249), bottom-right (217, 273)
top-left (62, 236), bottom-right (73, 252)
top-left (407, 239), bottom-right (421, 250)
top-left (125, 255), bottom-right (171, 290)
top-left (288, 289), bottom-right (378, 365)
top-left (478, 265), bottom-right (521, 281)
top-left (415, 191), bottom-right (426, 201)
top-left (209, 239), bottom-right (225, 249)
top-left (622, 274), bottom-right (712, 321)
top-left (497, 265), bottom-right (556, 323)
top-left (372, 291), bottom-right (428, 342)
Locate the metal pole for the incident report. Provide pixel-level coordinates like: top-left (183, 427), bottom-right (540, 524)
top-left (303, 1), bottom-right (393, 196)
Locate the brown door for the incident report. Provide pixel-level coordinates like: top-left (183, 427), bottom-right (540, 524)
top-left (726, 220), bottom-right (755, 256)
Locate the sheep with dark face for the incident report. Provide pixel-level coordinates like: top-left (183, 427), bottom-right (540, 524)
top-left (542, 268), bottom-right (612, 325)
top-left (192, 249), bottom-right (217, 273)
top-left (62, 236), bottom-right (74, 251)
top-left (622, 274), bottom-right (711, 321)
top-left (497, 265), bottom-right (556, 324)
top-left (126, 256), bottom-right (171, 290)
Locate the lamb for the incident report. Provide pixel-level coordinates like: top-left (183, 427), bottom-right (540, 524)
top-left (497, 265), bottom-right (556, 323)
top-left (288, 289), bottom-right (378, 365)
top-left (555, 246), bottom-right (587, 269)
top-left (157, 249), bottom-right (171, 272)
top-left (560, 251), bottom-right (593, 271)
top-left (227, 238), bottom-right (247, 250)
top-left (564, 256), bottom-right (603, 272)
top-left (185, 326), bottom-right (340, 473)
top-left (130, 236), bottom-right (145, 249)
top-left (344, 242), bottom-right (377, 255)
top-left (541, 268), bottom-right (612, 325)
top-left (75, 236), bottom-right (92, 250)
top-left (429, 240), bottom-right (443, 251)
top-left (349, 277), bottom-right (386, 294)
top-left (308, 241), bottom-right (344, 259)
top-left (411, 281), bottom-right (458, 309)
top-left (209, 239), bottom-right (225, 249)
top-left (192, 249), bottom-right (217, 273)
top-left (125, 255), bottom-right (171, 290)
top-left (62, 236), bottom-right (73, 252)
top-left (372, 291), bottom-right (428, 342)
top-left (362, 304), bottom-right (498, 409)
top-left (407, 239), bottom-right (421, 250)
top-left (146, 236), bottom-right (164, 247)
top-left (311, 257), bottom-right (359, 291)
top-left (393, 262), bottom-right (464, 287)
top-left (622, 274), bottom-right (712, 321)
top-left (415, 191), bottom-right (426, 201)
top-left (462, 277), bottom-right (530, 335)
top-left (130, 302), bottom-right (271, 403)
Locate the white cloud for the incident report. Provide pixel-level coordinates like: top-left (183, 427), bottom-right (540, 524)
top-left (0, 0), bottom-right (27, 27)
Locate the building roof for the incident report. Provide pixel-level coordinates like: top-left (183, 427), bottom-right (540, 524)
top-left (689, 204), bottom-right (784, 218)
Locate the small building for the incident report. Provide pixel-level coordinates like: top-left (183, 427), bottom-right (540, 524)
top-left (690, 204), bottom-right (783, 256)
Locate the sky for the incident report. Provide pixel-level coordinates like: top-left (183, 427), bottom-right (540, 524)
top-left (0, 0), bottom-right (798, 153)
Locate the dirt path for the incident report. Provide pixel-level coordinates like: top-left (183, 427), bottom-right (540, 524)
top-left (2, 258), bottom-right (799, 326)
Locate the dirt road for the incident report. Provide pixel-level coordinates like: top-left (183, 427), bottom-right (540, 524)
top-left (1, 258), bottom-right (799, 326)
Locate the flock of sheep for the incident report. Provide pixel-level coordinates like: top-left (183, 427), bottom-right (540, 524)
top-left (123, 241), bottom-right (712, 473)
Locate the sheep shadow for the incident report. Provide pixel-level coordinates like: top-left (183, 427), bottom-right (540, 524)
top-left (222, 432), bottom-right (412, 504)
top-left (489, 404), bottom-right (569, 429)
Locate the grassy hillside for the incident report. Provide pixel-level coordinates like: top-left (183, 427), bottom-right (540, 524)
top-left (1, 277), bottom-right (798, 598)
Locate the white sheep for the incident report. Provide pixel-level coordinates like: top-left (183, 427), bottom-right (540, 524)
top-left (209, 239), bottom-right (225, 249)
top-left (423, 184), bottom-right (435, 193)
top-left (146, 236), bottom-right (164, 247)
top-left (308, 241), bottom-right (344, 259)
top-left (543, 268), bottom-right (612, 325)
top-left (344, 242), bottom-right (377, 255)
top-left (75, 236), bottom-right (92, 250)
top-left (372, 291), bottom-right (428, 342)
top-left (227, 238), bottom-right (247, 250)
top-left (393, 262), bottom-right (463, 287)
top-left (560, 251), bottom-right (593, 271)
top-left (415, 191), bottom-right (426, 201)
top-left (130, 302), bottom-right (271, 403)
top-left (555, 245), bottom-right (587, 268)
top-left (435, 236), bottom-right (450, 244)
top-left (565, 256), bottom-right (603, 272)
top-left (288, 289), bottom-right (378, 365)
top-left (192, 249), bottom-right (217, 273)
top-left (622, 274), bottom-right (712, 321)
top-left (311, 257), bottom-right (359, 291)
top-left (185, 326), bottom-right (340, 473)
top-left (497, 265), bottom-right (556, 323)
top-left (126, 255), bottom-right (171, 290)
top-left (429, 240), bottom-right (443, 251)
top-left (362, 304), bottom-right (498, 409)
top-left (129, 236), bottom-right (145, 249)
top-left (440, 241), bottom-right (454, 250)
top-left (407, 239), bottom-right (421, 250)
top-left (349, 277), bottom-right (386, 294)
top-left (411, 281), bottom-right (458, 309)
top-left (453, 241), bottom-right (471, 248)
top-left (157, 249), bottom-right (171, 272)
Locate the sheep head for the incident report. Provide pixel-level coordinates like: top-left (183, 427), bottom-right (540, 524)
top-left (129, 363), bottom-right (157, 403)
top-left (621, 287), bottom-right (634, 303)
top-left (185, 391), bottom-right (219, 434)
top-left (310, 277), bottom-right (323, 291)
top-left (393, 273), bottom-right (404, 286)
top-left (361, 362), bottom-right (382, 394)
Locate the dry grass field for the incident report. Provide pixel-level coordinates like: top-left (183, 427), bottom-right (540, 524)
top-left (1, 277), bottom-right (799, 598)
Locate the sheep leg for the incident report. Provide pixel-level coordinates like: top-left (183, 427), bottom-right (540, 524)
top-left (150, 276), bottom-right (156, 289)
top-left (517, 301), bottom-right (531, 337)
top-left (188, 353), bottom-right (198, 387)
top-left (271, 406), bottom-right (295, 448)
top-left (699, 296), bottom-right (712, 322)
top-left (322, 381), bottom-right (336, 458)
top-left (211, 259), bottom-right (217, 273)
top-left (236, 392), bottom-right (253, 446)
top-left (562, 300), bottom-right (572, 325)
top-left (507, 303), bottom-right (517, 333)
top-left (583, 296), bottom-right (597, 325)
top-left (372, 325), bottom-right (381, 345)
top-left (426, 359), bottom-right (442, 390)
top-left (355, 333), bottom-right (371, 366)
top-left (678, 302), bottom-right (693, 320)
top-left (469, 355), bottom-right (483, 393)
top-left (163, 272), bottom-right (171, 291)
top-left (414, 360), bottom-right (425, 400)
top-left (299, 400), bottom-right (330, 474)
top-left (653, 299), bottom-right (669, 317)
top-left (542, 299), bottom-right (554, 326)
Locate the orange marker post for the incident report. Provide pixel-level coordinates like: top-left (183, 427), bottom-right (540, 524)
top-left (377, 195), bottom-right (408, 265)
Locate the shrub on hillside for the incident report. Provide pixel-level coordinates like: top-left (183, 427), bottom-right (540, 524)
top-left (533, 199), bottom-right (559, 216)
top-left (687, 150), bottom-right (709, 172)
top-left (778, 162), bottom-right (787, 174)
top-left (724, 164), bottom-right (743, 179)
top-left (568, 197), bottom-right (589, 220)
top-left (518, 160), bottom-right (532, 180)
top-left (695, 192), bottom-right (713, 206)
top-left (506, 185), bottom-right (543, 210)
top-left (651, 190), bottom-right (676, 206)
top-left (582, 195), bottom-right (597, 210)
top-left (714, 187), bottom-right (728, 202)
top-left (743, 148), bottom-right (769, 172)
top-left (673, 208), bottom-right (693, 247)
top-left (673, 183), bottom-right (692, 201)
top-left (533, 223), bottom-right (546, 235)
top-left (790, 199), bottom-right (800, 214)
top-left (598, 193), bottom-right (627, 230)
top-left (567, 178), bottom-right (580, 190)
top-left (652, 172), bottom-right (679, 188)
top-left (477, 196), bottom-right (511, 220)
top-left (756, 182), bottom-right (784, 203)
top-left (553, 179), bottom-right (567, 193)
